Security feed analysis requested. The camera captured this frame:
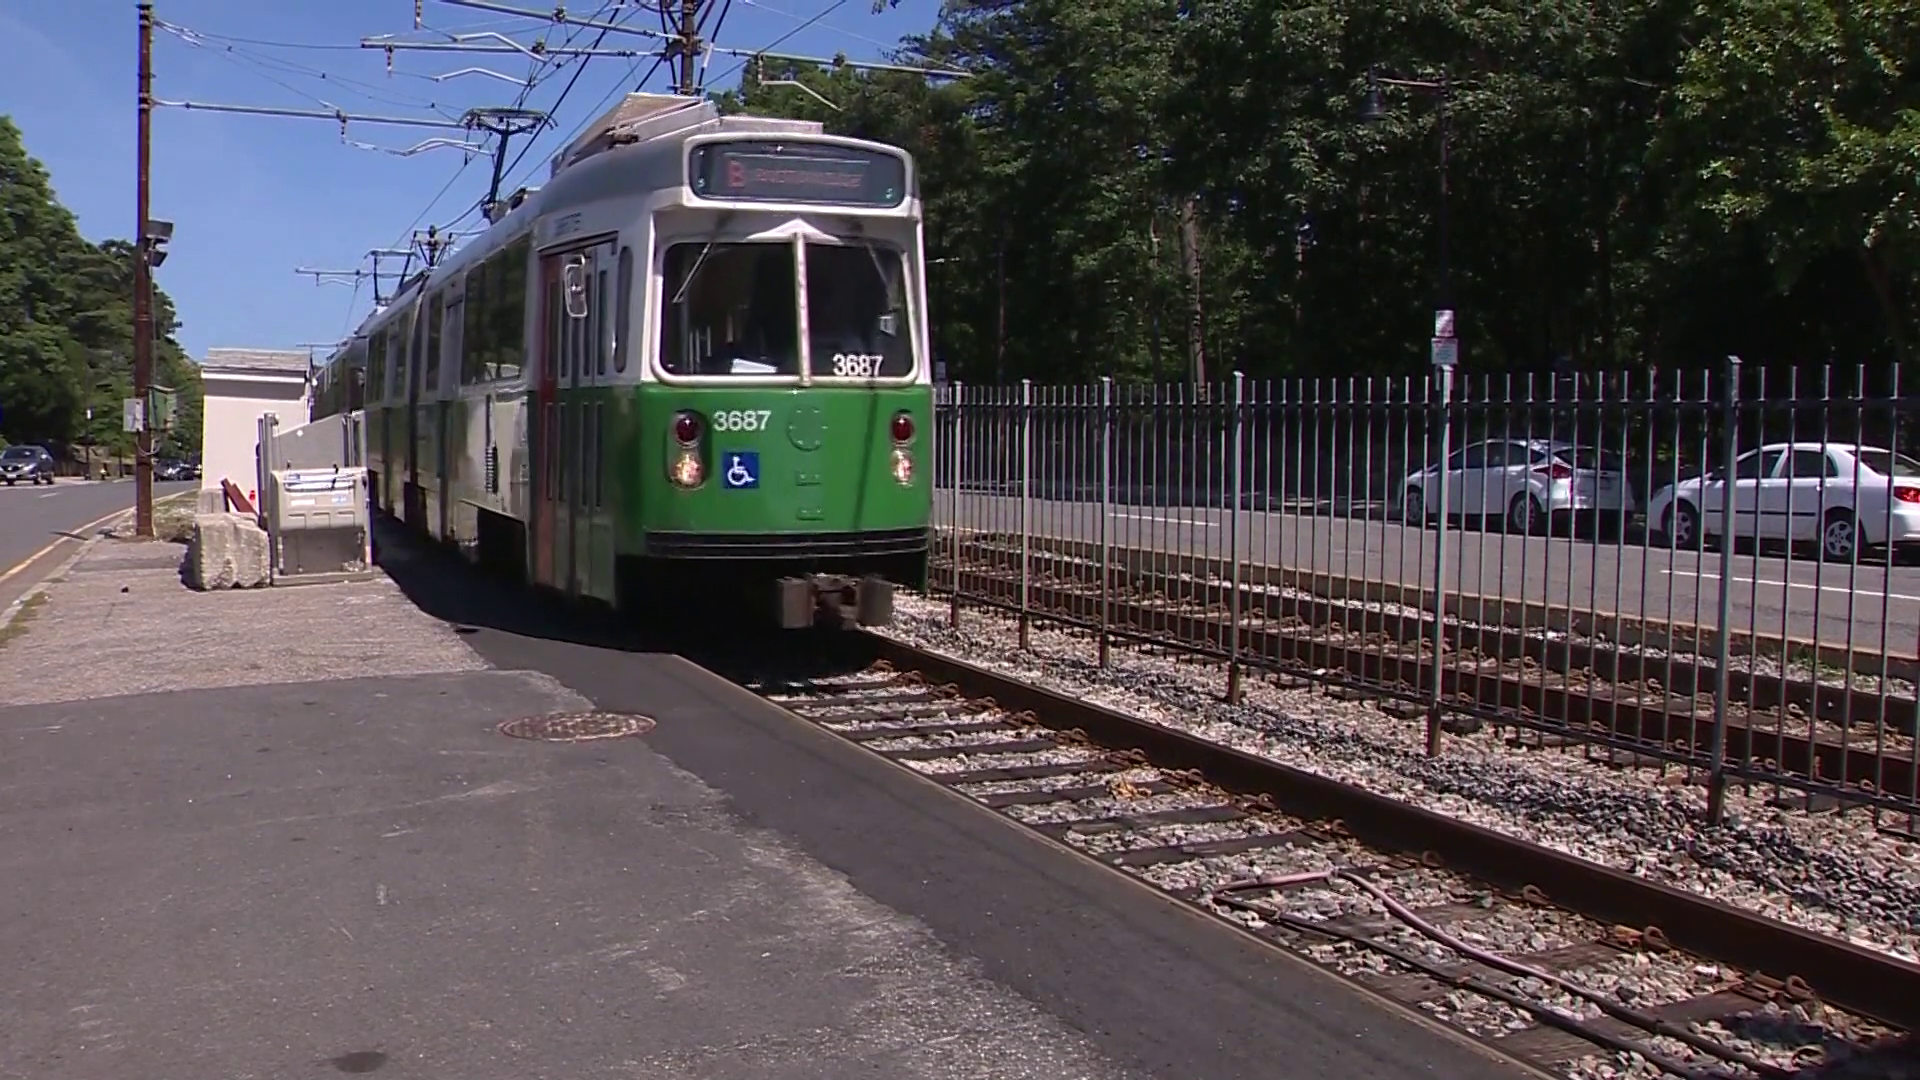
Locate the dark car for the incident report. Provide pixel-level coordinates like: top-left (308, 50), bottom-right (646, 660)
top-left (0, 445), bottom-right (55, 486)
top-left (155, 459), bottom-right (199, 481)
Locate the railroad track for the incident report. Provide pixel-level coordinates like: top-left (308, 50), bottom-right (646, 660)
top-left (933, 534), bottom-right (1920, 812)
top-left (742, 635), bottom-right (1918, 1080)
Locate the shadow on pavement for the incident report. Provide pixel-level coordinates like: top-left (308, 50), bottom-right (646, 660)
top-left (370, 519), bottom-right (881, 685)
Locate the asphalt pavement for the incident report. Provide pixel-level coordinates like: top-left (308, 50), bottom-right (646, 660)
top-left (0, 527), bottom-right (1533, 1080)
top-left (0, 480), bottom-right (194, 616)
top-left (937, 491), bottom-right (1920, 656)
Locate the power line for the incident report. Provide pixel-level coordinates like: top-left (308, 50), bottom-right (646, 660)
top-left (708, 0), bottom-right (848, 86)
top-left (490, 3), bottom-right (642, 201)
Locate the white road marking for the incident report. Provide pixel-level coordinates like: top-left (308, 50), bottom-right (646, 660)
top-left (1660, 568), bottom-right (1920, 604)
top-left (1109, 512), bottom-right (1220, 528)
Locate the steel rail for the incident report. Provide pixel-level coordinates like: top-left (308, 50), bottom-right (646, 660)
top-left (857, 632), bottom-right (1920, 1033)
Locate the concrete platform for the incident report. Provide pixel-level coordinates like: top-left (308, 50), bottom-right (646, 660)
top-left (0, 530), bottom-right (1532, 1080)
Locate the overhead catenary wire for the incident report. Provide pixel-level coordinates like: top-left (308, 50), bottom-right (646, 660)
top-left (705, 0), bottom-right (848, 88)
top-left (156, 18), bottom-right (469, 118)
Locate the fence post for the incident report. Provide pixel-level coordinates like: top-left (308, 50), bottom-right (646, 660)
top-left (1707, 354), bottom-right (1742, 824)
top-left (948, 381), bottom-right (964, 630)
top-left (1426, 365), bottom-right (1455, 756)
top-left (1019, 378), bottom-right (1033, 651)
top-left (1097, 376), bottom-right (1113, 668)
top-left (1226, 371), bottom-right (1245, 704)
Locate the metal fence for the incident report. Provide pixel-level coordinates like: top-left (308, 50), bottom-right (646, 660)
top-left (929, 358), bottom-right (1920, 823)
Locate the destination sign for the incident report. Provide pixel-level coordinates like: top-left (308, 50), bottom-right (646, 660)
top-left (688, 140), bottom-right (906, 208)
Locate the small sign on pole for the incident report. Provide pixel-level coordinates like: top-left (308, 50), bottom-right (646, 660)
top-left (122, 397), bottom-right (145, 433)
top-left (1430, 337), bottom-right (1459, 368)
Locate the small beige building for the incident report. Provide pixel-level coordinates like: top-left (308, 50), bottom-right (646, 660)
top-left (199, 347), bottom-right (311, 509)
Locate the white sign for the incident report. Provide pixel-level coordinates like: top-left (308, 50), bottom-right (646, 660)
top-left (122, 398), bottom-right (145, 433)
top-left (1430, 337), bottom-right (1459, 368)
top-left (1433, 309), bottom-right (1456, 338)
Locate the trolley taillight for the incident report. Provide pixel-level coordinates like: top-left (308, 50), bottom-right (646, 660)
top-left (889, 411), bottom-right (915, 486)
top-left (673, 410), bottom-right (703, 445)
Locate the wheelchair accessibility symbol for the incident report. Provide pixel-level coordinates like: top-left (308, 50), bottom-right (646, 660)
top-left (722, 451), bottom-right (759, 490)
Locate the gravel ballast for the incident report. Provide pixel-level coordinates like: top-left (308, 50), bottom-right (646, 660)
top-left (877, 592), bottom-right (1920, 964)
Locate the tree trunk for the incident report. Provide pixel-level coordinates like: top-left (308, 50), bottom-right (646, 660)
top-left (996, 234), bottom-right (1008, 384)
top-left (1148, 216), bottom-right (1163, 381)
top-left (1177, 196), bottom-right (1207, 389)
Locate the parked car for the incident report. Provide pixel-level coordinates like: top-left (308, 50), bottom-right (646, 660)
top-left (1401, 439), bottom-right (1637, 534)
top-left (155, 459), bottom-right (200, 481)
top-left (1645, 442), bottom-right (1920, 562)
top-left (0, 445), bottom-right (55, 486)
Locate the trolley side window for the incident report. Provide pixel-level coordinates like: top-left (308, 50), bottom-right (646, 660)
top-left (805, 242), bottom-right (912, 379)
top-left (659, 241), bottom-right (799, 377)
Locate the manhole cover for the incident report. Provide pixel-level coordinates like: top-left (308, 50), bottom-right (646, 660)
top-left (497, 711), bottom-right (656, 742)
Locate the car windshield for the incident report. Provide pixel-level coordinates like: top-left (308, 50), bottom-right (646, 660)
top-left (1, 447), bottom-right (36, 459)
top-left (1852, 449), bottom-right (1920, 478)
top-left (805, 242), bottom-right (913, 379)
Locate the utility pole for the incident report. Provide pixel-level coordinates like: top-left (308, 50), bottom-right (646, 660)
top-left (133, 1), bottom-right (155, 537)
top-left (675, 0), bottom-right (701, 94)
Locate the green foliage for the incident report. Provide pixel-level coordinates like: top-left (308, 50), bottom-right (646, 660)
top-left (0, 116), bottom-right (202, 456)
top-left (716, 0), bottom-right (1918, 382)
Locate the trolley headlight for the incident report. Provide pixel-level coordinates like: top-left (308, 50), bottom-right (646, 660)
top-left (670, 452), bottom-right (704, 487)
top-left (891, 447), bottom-right (914, 486)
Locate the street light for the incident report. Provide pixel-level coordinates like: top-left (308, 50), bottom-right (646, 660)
top-left (146, 218), bottom-right (173, 267)
top-left (1361, 62), bottom-right (1459, 753)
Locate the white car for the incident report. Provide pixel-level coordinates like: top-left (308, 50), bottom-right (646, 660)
top-left (1644, 442), bottom-right (1920, 562)
top-left (1401, 439), bottom-right (1637, 534)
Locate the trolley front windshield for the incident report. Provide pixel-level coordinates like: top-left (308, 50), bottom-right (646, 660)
top-left (658, 239), bottom-right (913, 379)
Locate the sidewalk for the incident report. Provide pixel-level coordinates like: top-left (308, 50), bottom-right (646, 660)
top-left (0, 536), bottom-right (1147, 1079)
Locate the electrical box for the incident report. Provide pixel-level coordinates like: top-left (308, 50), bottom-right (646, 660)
top-left (147, 385), bottom-right (176, 431)
top-left (263, 465), bottom-right (373, 585)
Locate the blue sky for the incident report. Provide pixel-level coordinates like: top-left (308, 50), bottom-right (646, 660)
top-left (1, 0), bottom-right (945, 361)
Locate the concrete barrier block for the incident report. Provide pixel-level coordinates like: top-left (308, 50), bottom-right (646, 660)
top-left (232, 518), bottom-right (271, 588)
top-left (186, 514), bottom-right (239, 591)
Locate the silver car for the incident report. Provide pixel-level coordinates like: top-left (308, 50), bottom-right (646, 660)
top-left (1402, 439), bottom-right (1637, 534)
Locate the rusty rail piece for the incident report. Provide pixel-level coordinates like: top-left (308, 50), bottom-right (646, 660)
top-left (220, 478), bottom-right (256, 518)
top-left (936, 526), bottom-right (1920, 688)
top-left (861, 632), bottom-right (1920, 1033)
top-left (935, 538), bottom-right (1919, 808)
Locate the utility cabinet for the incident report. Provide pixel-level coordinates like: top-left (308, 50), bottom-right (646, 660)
top-left (264, 466), bottom-right (374, 584)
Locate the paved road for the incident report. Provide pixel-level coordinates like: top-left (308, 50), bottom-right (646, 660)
top-left (0, 480), bottom-right (195, 616)
top-left (935, 490), bottom-right (1920, 657)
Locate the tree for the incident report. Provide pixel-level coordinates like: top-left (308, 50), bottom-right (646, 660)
top-left (715, 0), bottom-right (1913, 384)
top-left (1654, 0), bottom-right (1919, 365)
top-left (0, 116), bottom-right (202, 455)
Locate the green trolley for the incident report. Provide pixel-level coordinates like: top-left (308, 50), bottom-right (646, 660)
top-left (314, 93), bottom-right (933, 627)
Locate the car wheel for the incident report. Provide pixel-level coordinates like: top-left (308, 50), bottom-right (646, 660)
top-left (1403, 488), bottom-right (1426, 527)
top-left (1664, 501), bottom-right (1702, 550)
top-left (1819, 510), bottom-right (1861, 563)
top-left (1507, 493), bottom-right (1544, 535)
